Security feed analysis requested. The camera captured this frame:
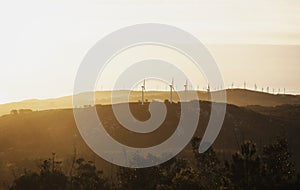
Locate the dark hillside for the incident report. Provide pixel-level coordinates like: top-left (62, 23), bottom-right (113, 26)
top-left (0, 101), bottom-right (299, 187)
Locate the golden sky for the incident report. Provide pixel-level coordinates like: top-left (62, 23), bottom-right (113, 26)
top-left (0, 0), bottom-right (299, 103)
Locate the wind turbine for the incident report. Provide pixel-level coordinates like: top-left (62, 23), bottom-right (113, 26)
top-left (207, 83), bottom-right (210, 93)
top-left (169, 78), bottom-right (174, 104)
top-left (184, 79), bottom-right (188, 101)
top-left (141, 79), bottom-right (146, 105)
top-left (207, 83), bottom-right (211, 101)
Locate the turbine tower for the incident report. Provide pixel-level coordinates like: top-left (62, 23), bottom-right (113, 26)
top-left (184, 79), bottom-right (188, 101)
top-left (207, 83), bottom-right (211, 101)
top-left (141, 79), bottom-right (146, 105)
top-left (207, 83), bottom-right (210, 93)
top-left (169, 78), bottom-right (174, 104)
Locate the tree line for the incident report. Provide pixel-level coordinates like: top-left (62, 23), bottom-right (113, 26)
top-left (8, 137), bottom-right (300, 190)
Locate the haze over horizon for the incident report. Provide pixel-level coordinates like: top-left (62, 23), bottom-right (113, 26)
top-left (1, 0), bottom-right (299, 104)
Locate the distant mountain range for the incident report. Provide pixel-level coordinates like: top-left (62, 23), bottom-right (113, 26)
top-left (1, 89), bottom-right (300, 116)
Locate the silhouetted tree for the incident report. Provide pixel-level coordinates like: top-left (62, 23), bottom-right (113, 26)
top-left (157, 157), bottom-right (189, 188)
top-left (191, 137), bottom-right (230, 189)
top-left (9, 155), bottom-right (110, 190)
top-left (230, 141), bottom-right (262, 190)
top-left (117, 166), bottom-right (161, 190)
top-left (117, 155), bottom-right (194, 190)
top-left (117, 155), bottom-right (160, 190)
top-left (172, 167), bottom-right (202, 190)
top-left (10, 153), bottom-right (67, 190)
top-left (262, 138), bottom-right (295, 189)
top-left (71, 158), bottom-right (109, 190)
top-left (38, 158), bottom-right (67, 190)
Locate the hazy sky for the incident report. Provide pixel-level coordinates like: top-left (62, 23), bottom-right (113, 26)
top-left (0, 0), bottom-right (299, 103)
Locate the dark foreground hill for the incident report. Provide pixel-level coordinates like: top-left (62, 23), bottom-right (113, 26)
top-left (0, 101), bottom-right (299, 187)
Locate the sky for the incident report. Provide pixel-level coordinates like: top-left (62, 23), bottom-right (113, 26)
top-left (0, 0), bottom-right (299, 103)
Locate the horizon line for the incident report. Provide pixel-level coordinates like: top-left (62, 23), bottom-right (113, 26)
top-left (1, 88), bottom-right (299, 105)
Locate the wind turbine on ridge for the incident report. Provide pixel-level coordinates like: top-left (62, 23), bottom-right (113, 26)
top-left (169, 78), bottom-right (175, 104)
top-left (184, 79), bottom-right (188, 102)
top-left (141, 79), bottom-right (146, 105)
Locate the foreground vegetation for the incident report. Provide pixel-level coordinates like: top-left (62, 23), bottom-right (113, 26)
top-left (7, 137), bottom-right (300, 190)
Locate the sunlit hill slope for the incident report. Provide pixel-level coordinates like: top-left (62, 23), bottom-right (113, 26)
top-left (1, 89), bottom-right (300, 116)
